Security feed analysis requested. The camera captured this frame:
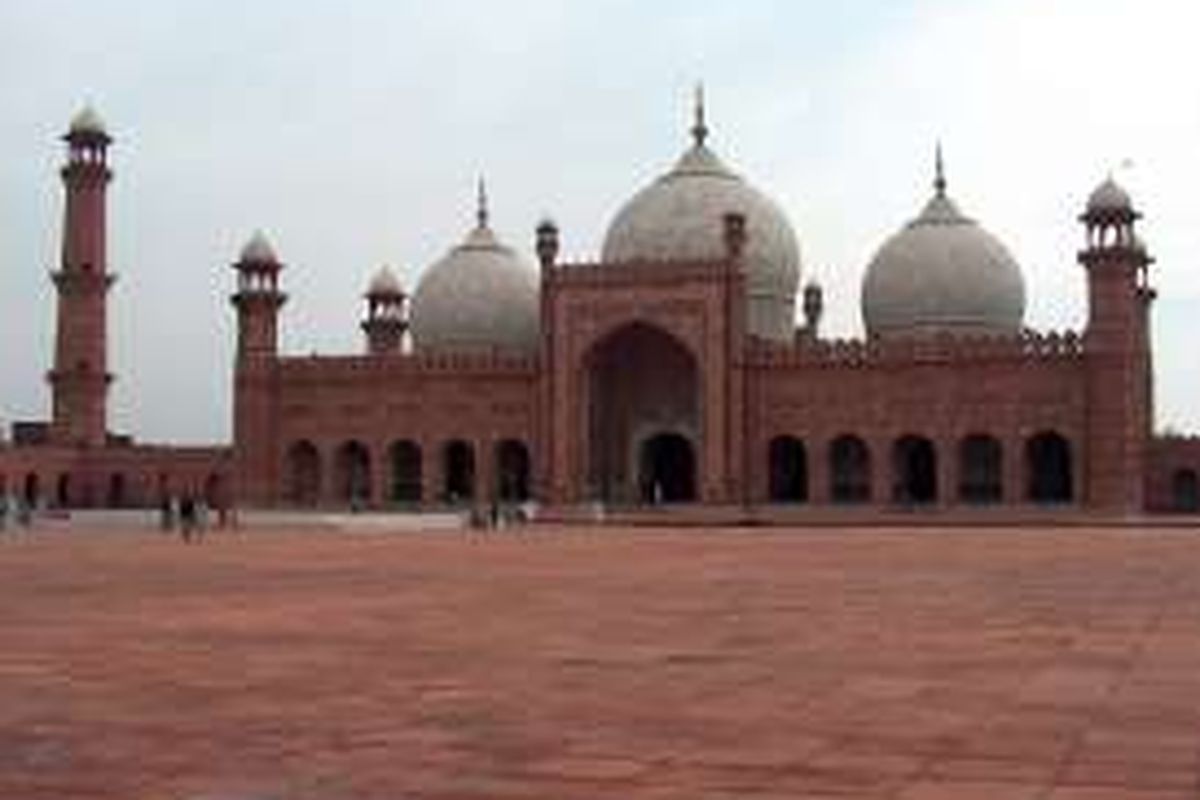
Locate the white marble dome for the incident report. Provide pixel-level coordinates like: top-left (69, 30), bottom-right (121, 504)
top-left (409, 202), bottom-right (539, 354)
top-left (862, 165), bottom-right (1026, 338)
top-left (600, 107), bottom-right (801, 342)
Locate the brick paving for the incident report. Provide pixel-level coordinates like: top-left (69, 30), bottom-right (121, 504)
top-left (2, 524), bottom-right (1200, 799)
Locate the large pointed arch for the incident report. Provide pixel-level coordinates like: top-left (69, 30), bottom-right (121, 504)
top-left (584, 322), bottom-right (700, 504)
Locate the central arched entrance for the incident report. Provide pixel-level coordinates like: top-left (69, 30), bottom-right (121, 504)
top-left (586, 322), bottom-right (700, 504)
top-left (639, 432), bottom-right (696, 503)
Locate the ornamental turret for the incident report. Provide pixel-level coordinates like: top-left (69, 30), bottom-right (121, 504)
top-left (802, 280), bottom-right (824, 337)
top-left (231, 231), bottom-right (286, 360)
top-left (361, 266), bottom-right (407, 355)
top-left (49, 106), bottom-right (115, 448)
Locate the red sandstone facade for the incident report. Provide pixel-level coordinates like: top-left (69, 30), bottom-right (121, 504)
top-left (230, 205), bottom-right (1199, 517)
top-left (1, 112), bottom-right (1197, 517)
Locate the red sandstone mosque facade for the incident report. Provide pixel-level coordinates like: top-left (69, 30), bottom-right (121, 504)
top-left (2, 103), bottom-right (1198, 517)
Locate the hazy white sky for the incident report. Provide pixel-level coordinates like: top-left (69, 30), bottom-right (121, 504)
top-left (1, 0), bottom-right (1197, 443)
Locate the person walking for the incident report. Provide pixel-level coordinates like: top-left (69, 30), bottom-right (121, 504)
top-left (196, 498), bottom-right (209, 541)
top-left (179, 495), bottom-right (195, 543)
top-left (0, 493), bottom-right (9, 534)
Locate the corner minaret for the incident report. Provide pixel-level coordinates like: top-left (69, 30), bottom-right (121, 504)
top-left (49, 106), bottom-right (115, 447)
top-left (1079, 175), bottom-right (1155, 513)
top-left (231, 231), bottom-right (286, 506)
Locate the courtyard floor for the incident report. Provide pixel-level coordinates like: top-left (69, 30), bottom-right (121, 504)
top-left (3, 523), bottom-right (1200, 799)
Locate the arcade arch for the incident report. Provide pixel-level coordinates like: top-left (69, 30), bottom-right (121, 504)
top-left (1027, 431), bottom-right (1073, 503)
top-left (286, 440), bottom-right (322, 507)
top-left (768, 435), bottom-right (808, 503)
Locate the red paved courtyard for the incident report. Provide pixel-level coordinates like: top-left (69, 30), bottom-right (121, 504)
top-left (3, 524), bottom-right (1200, 799)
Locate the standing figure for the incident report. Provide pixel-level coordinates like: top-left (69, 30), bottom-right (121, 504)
top-left (16, 497), bottom-right (32, 530)
top-left (159, 496), bottom-right (175, 533)
top-left (179, 495), bottom-right (195, 543)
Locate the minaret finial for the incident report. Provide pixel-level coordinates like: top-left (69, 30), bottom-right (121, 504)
top-left (691, 83), bottom-right (708, 148)
top-left (934, 142), bottom-right (947, 197)
top-left (476, 175), bottom-right (489, 229)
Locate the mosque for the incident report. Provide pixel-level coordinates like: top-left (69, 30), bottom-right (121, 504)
top-left (1, 100), bottom-right (1198, 517)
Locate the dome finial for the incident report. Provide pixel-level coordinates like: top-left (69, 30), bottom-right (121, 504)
top-left (934, 142), bottom-right (947, 197)
top-left (691, 82), bottom-right (709, 148)
top-left (476, 175), bottom-right (489, 230)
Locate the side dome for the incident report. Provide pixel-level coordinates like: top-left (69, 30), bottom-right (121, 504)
top-left (600, 92), bottom-right (801, 341)
top-left (862, 152), bottom-right (1026, 338)
top-left (409, 188), bottom-right (539, 354)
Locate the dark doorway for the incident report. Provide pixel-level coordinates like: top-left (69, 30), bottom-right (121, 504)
top-left (495, 439), bottom-right (532, 502)
top-left (335, 441), bottom-right (371, 507)
top-left (1172, 469), bottom-right (1198, 513)
top-left (56, 473), bottom-right (71, 508)
top-left (107, 473), bottom-right (127, 508)
top-left (286, 440), bottom-right (322, 507)
top-left (1027, 432), bottom-right (1073, 503)
top-left (959, 434), bottom-right (1002, 504)
top-left (442, 440), bottom-right (475, 504)
top-left (768, 436), bottom-right (808, 502)
top-left (829, 435), bottom-right (870, 504)
top-left (639, 432), bottom-right (696, 503)
top-left (389, 440), bottom-right (422, 504)
top-left (893, 436), bottom-right (937, 505)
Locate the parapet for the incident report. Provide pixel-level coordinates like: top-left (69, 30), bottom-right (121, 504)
top-left (749, 328), bottom-right (1085, 369)
top-left (278, 350), bottom-right (539, 380)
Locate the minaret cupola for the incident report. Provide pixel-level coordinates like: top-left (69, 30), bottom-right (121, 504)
top-left (362, 266), bottom-right (408, 355)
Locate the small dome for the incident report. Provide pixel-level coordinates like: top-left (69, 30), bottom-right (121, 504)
top-left (600, 92), bottom-right (801, 341)
top-left (367, 266), bottom-right (403, 297)
top-left (69, 105), bottom-right (107, 137)
top-left (239, 231), bottom-right (278, 264)
top-left (409, 192), bottom-right (539, 354)
top-left (1087, 176), bottom-right (1132, 215)
top-left (862, 156), bottom-right (1026, 338)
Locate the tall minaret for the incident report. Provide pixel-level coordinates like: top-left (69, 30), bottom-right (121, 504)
top-left (49, 106), bottom-right (114, 448)
top-left (231, 231), bottom-right (287, 507)
top-left (1079, 175), bottom-right (1155, 513)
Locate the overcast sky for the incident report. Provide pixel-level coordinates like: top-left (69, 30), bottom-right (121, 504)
top-left (1, 0), bottom-right (1197, 443)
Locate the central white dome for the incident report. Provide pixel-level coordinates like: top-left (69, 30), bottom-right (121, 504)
top-left (600, 102), bottom-right (801, 341)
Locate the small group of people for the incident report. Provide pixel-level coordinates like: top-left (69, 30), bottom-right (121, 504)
top-left (468, 500), bottom-right (530, 531)
top-left (0, 493), bottom-right (35, 533)
top-left (159, 494), bottom-right (231, 542)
